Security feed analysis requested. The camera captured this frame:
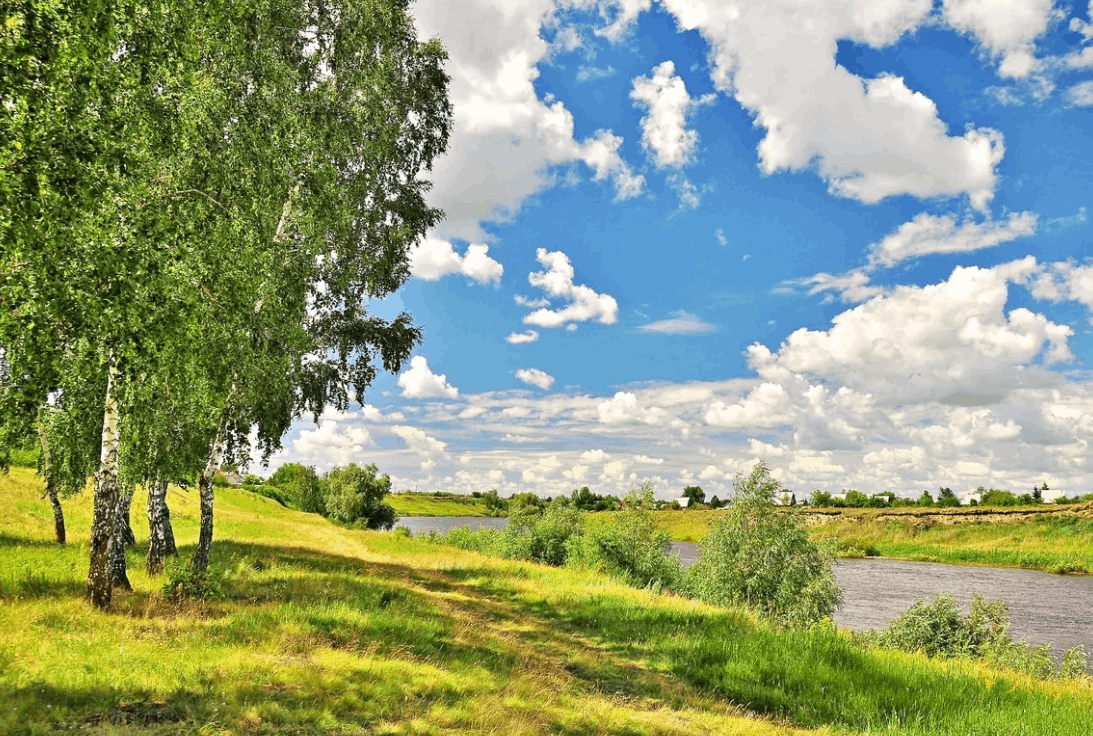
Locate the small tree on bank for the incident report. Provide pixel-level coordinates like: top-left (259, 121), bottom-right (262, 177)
top-left (323, 463), bottom-right (397, 530)
top-left (688, 462), bottom-right (841, 626)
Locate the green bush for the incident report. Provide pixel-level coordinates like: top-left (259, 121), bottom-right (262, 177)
top-left (567, 483), bottom-right (683, 591)
top-left (878, 593), bottom-right (1090, 680)
top-left (269, 462), bottom-right (325, 514)
top-left (323, 463), bottom-right (397, 530)
top-left (503, 501), bottom-right (583, 566)
top-left (252, 483), bottom-right (290, 507)
top-left (687, 462), bottom-right (841, 626)
top-left (162, 560), bottom-right (226, 601)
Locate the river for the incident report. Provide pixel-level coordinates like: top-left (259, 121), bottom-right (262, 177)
top-left (398, 517), bottom-right (1093, 654)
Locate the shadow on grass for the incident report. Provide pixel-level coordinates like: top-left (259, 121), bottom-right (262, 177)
top-left (0, 532), bottom-right (65, 549)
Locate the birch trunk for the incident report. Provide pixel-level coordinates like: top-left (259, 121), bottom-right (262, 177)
top-left (110, 487), bottom-right (133, 591)
top-left (36, 415), bottom-right (66, 545)
top-left (191, 431), bottom-right (225, 575)
top-left (146, 477), bottom-right (176, 575)
top-left (87, 357), bottom-right (121, 609)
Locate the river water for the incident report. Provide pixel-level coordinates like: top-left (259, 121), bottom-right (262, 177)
top-left (399, 517), bottom-right (1093, 653)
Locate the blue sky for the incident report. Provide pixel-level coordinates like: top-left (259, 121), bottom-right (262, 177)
top-left (271, 0), bottom-right (1093, 501)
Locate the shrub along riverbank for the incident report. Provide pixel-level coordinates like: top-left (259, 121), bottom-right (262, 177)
top-left (3, 465), bottom-right (1093, 735)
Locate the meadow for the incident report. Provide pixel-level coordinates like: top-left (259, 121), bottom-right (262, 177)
top-left (386, 492), bottom-right (490, 517)
top-left (3, 466), bottom-right (1092, 735)
top-left (643, 507), bottom-right (1093, 574)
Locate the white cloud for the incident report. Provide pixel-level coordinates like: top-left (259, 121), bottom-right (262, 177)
top-left (515, 367), bottom-right (555, 390)
top-left (661, 0), bottom-right (1004, 210)
top-left (868, 211), bottom-right (1039, 267)
top-left (941, 0), bottom-right (1056, 79)
top-left (581, 448), bottom-right (610, 463)
top-left (411, 0), bottom-right (642, 241)
top-left (397, 356), bottom-right (460, 399)
top-left (630, 60), bottom-right (712, 168)
top-left (522, 248), bottom-right (619, 329)
top-left (1030, 261), bottom-right (1093, 323)
top-left (705, 383), bottom-right (793, 429)
top-left (506, 330), bottom-right (541, 344)
top-left (638, 311), bottom-right (715, 335)
top-left (292, 421), bottom-right (374, 469)
top-left (782, 269), bottom-right (886, 304)
top-left (748, 258), bottom-right (1074, 402)
top-left (409, 237), bottom-right (504, 285)
top-left (594, 0), bottom-right (653, 42)
top-left (597, 391), bottom-right (673, 425)
top-left (576, 65), bottom-right (615, 83)
top-left (1065, 80), bottom-right (1093, 107)
top-left (393, 424), bottom-right (448, 459)
top-left (715, 228), bottom-right (728, 246)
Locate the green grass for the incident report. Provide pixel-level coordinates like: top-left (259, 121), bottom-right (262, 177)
top-left (387, 493), bottom-right (490, 517)
top-left (810, 514), bottom-right (1093, 574)
top-left (640, 508), bottom-right (1093, 574)
top-left (2, 466), bottom-right (1092, 735)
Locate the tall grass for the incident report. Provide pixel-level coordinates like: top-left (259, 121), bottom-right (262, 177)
top-left (2, 466), bottom-right (1091, 735)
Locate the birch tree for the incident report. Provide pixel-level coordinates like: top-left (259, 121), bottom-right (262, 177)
top-left (2, 0), bottom-right (450, 605)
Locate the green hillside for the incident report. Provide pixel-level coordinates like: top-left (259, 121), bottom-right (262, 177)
top-left (2, 466), bottom-right (1091, 735)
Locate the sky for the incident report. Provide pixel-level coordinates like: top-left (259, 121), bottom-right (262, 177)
top-left (268, 0), bottom-right (1093, 502)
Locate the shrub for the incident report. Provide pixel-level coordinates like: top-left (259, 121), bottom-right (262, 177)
top-left (252, 483), bottom-right (290, 506)
top-left (879, 593), bottom-right (1006, 658)
top-left (567, 483), bottom-right (683, 591)
top-left (323, 463), bottom-right (397, 530)
top-left (687, 462), bottom-right (841, 626)
top-left (936, 487), bottom-right (960, 507)
top-left (162, 560), bottom-right (226, 601)
top-left (503, 501), bottom-right (583, 566)
top-left (269, 462), bottom-right (325, 514)
top-left (391, 525), bottom-right (412, 539)
top-left (980, 488), bottom-right (1018, 507)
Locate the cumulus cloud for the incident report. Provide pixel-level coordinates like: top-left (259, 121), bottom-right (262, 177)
top-left (780, 269), bottom-right (886, 304)
top-left (630, 60), bottom-right (712, 168)
top-left (409, 237), bottom-right (504, 285)
top-left (595, 0), bottom-right (653, 42)
top-left (749, 258), bottom-right (1074, 402)
top-left (661, 0), bottom-right (1005, 209)
top-left (1030, 261), bottom-right (1093, 323)
top-left (292, 421), bottom-right (374, 469)
top-left (868, 211), bottom-right (1039, 267)
top-left (411, 0), bottom-right (643, 241)
top-left (515, 367), bottom-right (555, 390)
top-left (941, 0), bottom-right (1055, 79)
top-left (506, 330), bottom-right (541, 344)
top-left (597, 391), bottom-right (673, 425)
top-left (521, 248), bottom-right (619, 329)
top-left (397, 356), bottom-right (460, 399)
top-left (638, 311), bottom-right (716, 335)
top-left (1065, 80), bottom-right (1093, 107)
top-left (705, 382), bottom-right (794, 429)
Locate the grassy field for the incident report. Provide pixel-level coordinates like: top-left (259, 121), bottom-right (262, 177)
top-left (387, 493), bottom-right (490, 517)
top-left (3, 466), bottom-right (1093, 735)
top-left (643, 508), bottom-right (1093, 574)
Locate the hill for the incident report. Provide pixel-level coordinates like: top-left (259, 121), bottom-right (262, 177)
top-left (2, 466), bottom-right (1091, 735)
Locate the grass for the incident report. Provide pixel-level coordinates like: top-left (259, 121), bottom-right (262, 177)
top-left (2, 465), bottom-right (1092, 735)
top-left (387, 493), bottom-right (491, 517)
top-left (640, 508), bottom-right (1093, 574)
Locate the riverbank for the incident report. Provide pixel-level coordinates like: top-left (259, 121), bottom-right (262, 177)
top-left (387, 492), bottom-right (491, 517)
top-left (3, 466), bottom-right (1092, 735)
top-left (645, 506), bottom-right (1093, 575)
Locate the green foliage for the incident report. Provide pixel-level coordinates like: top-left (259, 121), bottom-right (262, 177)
top-left (269, 462), bottom-right (325, 515)
top-left (843, 489), bottom-right (868, 508)
top-left (252, 484), bottom-right (290, 507)
top-left (878, 593), bottom-right (1090, 680)
top-left (503, 501), bottom-right (584, 566)
top-left (570, 486), bottom-right (619, 511)
top-left (568, 484), bottom-right (683, 591)
top-left (391, 526), bottom-right (412, 540)
top-left (688, 462), bottom-right (841, 626)
top-left (980, 488), bottom-right (1018, 506)
top-left (482, 489), bottom-right (508, 516)
top-left (323, 464), bottom-right (397, 530)
top-left (162, 560), bottom-right (226, 601)
top-left (810, 490), bottom-right (833, 507)
top-left (917, 490), bottom-right (935, 507)
top-left (936, 487), bottom-right (960, 508)
top-left (682, 485), bottom-right (705, 506)
top-left (879, 593), bottom-right (1007, 658)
